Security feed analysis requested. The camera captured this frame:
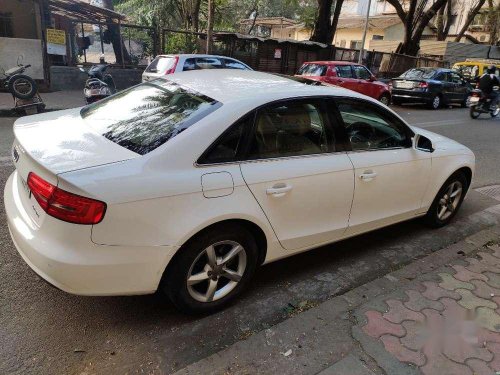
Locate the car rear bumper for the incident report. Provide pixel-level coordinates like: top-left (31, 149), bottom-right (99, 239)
top-left (392, 90), bottom-right (432, 103)
top-left (4, 171), bottom-right (177, 296)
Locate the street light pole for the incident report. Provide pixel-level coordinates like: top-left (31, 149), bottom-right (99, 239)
top-left (358, 0), bottom-right (372, 64)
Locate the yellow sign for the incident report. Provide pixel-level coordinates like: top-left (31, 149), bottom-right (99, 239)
top-left (46, 29), bottom-right (66, 45)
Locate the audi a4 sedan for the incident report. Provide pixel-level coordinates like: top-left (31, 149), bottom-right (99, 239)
top-left (4, 70), bottom-right (474, 314)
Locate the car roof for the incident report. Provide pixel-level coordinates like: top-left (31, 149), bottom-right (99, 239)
top-left (155, 54), bottom-right (241, 60)
top-left (302, 61), bottom-right (364, 66)
top-left (163, 69), bottom-right (366, 104)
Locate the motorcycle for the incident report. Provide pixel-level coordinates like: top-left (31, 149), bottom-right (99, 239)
top-left (79, 64), bottom-right (116, 104)
top-left (1, 56), bottom-right (37, 100)
top-left (469, 87), bottom-right (500, 119)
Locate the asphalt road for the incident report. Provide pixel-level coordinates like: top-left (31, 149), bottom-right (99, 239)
top-left (1, 106), bottom-right (500, 375)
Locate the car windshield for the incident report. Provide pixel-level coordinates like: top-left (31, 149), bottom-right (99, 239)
top-left (80, 80), bottom-right (220, 155)
top-left (297, 64), bottom-right (327, 76)
top-left (400, 68), bottom-right (437, 80)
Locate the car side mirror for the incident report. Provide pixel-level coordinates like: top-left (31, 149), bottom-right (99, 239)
top-left (413, 134), bottom-right (434, 153)
top-left (369, 75), bottom-right (376, 81)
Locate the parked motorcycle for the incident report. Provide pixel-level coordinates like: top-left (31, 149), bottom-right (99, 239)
top-left (469, 87), bottom-right (500, 119)
top-left (79, 64), bottom-right (116, 104)
top-left (1, 56), bottom-right (37, 99)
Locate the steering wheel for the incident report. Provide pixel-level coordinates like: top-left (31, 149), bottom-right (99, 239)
top-left (347, 122), bottom-right (376, 148)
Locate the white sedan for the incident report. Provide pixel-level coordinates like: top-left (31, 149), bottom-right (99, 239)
top-left (4, 70), bottom-right (474, 314)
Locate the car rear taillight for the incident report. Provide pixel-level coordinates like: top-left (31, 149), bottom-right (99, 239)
top-left (27, 172), bottom-right (106, 225)
top-left (165, 56), bottom-right (179, 75)
top-left (418, 82), bottom-right (429, 88)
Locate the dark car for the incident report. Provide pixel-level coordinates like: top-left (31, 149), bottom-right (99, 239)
top-left (391, 68), bottom-right (472, 109)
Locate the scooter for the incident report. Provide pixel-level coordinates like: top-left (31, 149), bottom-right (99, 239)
top-left (470, 87), bottom-right (500, 119)
top-left (79, 64), bottom-right (116, 104)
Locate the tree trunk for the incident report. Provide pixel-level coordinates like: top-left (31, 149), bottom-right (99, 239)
top-left (487, 0), bottom-right (500, 45)
top-left (455, 0), bottom-right (487, 42)
top-left (102, 0), bottom-right (131, 65)
top-left (206, 0), bottom-right (214, 53)
top-left (310, 0), bottom-right (334, 44)
top-left (329, 0), bottom-right (343, 43)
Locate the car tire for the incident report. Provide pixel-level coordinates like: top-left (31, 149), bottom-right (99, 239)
top-left (470, 106), bottom-right (481, 119)
top-left (163, 223), bottom-right (259, 314)
top-left (428, 94), bottom-right (441, 110)
top-left (423, 172), bottom-right (468, 228)
top-left (379, 93), bottom-right (391, 106)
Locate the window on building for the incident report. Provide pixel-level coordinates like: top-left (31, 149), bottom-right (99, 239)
top-left (350, 40), bottom-right (363, 49)
top-left (0, 12), bottom-right (13, 38)
top-left (372, 35), bottom-right (384, 40)
top-left (339, 40), bottom-right (346, 48)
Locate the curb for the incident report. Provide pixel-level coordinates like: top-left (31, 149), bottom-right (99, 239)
top-left (173, 225), bottom-right (500, 375)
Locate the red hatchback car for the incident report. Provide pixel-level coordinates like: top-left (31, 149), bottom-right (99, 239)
top-left (296, 61), bottom-right (391, 105)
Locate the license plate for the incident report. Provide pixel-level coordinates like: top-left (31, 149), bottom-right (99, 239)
top-left (397, 81), bottom-right (414, 89)
top-left (470, 97), bottom-right (480, 103)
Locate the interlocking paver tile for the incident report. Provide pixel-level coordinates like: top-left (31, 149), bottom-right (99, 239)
top-left (489, 245), bottom-right (500, 259)
top-left (380, 334), bottom-right (425, 366)
top-left (404, 290), bottom-right (444, 312)
top-left (466, 358), bottom-right (494, 375)
top-left (443, 332), bottom-right (493, 364)
top-left (439, 273), bottom-right (474, 291)
top-left (471, 280), bottom-right (500, 300)
top-left (487, 342), bottom-right (500, 371)
top-left (421, 281), bottom-right (461, 301)
top-left (478, 327), bottom-right (500, 344)
top-left (476, 307), bottom-right (500, 333)
top-left (465, 258), bottom-right (500, 274)
top-left (440, 297), bottom-right (468, 321)
top-left (400, 320), bottom-right (428, 351)
top-left (362, 310), bottom-right (405, 338)
top-left (421, 344), bottom-right (473, 375)
top-left (477, 252), bottom-right (500, 267)
top-left (422, 308), bottom-right (444, 331)
top-left (456, 289), bottom-right (498, 311)
top-left (452, 264), bottom-right (488, 283)
top-left (383, 299), bottom-right (425, 324)
top-left (484, 272), bottom-right (500, 289)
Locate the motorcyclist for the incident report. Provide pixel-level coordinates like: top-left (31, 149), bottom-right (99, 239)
top-left (478, 65), bottom-right (500, 108)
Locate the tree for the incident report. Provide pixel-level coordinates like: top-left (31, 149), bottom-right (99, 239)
top-left (309, 0), bottom-right (344, 44)
top-left (486, 0), bottom-right (500, 45)
top-left (435, 0), bottom-right (454, 41)
top-left (385, 0), bottom-right (449, 56)
top-left (454, 0), bottom-right (487, 42)
top-left (102, 0), bottom-right (132, 64)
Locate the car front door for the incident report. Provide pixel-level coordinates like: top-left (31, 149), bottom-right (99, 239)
top-left (436, 72), bottom-right (454, 103)
top-left (332, 98), bottom-right (432, 236)
top-left (353, 65), bottom-right (375, 97)
top-left (240, 98), bottom-right (354, 250)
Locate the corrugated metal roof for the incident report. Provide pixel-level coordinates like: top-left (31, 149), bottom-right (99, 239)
top-left (214, 32), bottom-right (329, 48)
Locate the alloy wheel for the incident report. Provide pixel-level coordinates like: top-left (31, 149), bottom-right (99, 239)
top-left (186, 240), bottom-right (247, 303)
top-left (13, 79), bottom-right (32, 95)
top-left (432, 95), bottom-right (440, 109)
top-left (437, 181), bottom-right (463, 221)
top-left (379, 95), bottom-right (390, 106)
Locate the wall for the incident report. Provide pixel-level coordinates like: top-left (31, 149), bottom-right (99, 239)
top-left (1, 0), bottom-right (40, 39)
top-left (271, 27), bottom-right (311, 41)
top-left (333, 28), bottom-right (386, 49)
top-left (49, 66), bottom-right (143, 91)
top-left (0, 37), bottom-right (44, 79)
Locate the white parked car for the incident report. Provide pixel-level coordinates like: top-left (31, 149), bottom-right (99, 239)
top-left (4, 70), bottom-right (474, 314)
top-left (142, 54), bottom-right (252, 82)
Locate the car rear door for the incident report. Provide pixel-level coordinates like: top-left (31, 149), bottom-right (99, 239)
top-left (450, 71), bottom-right (468, 102)
top-left (330, 98), bottom-right (432, 236)
top-left (435, 71), bottom-right (454, 102)
top-left (239, 98), bottom-right (354, 251)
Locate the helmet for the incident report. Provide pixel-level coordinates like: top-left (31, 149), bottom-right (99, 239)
top-left (487, 65), bottom-right (496, 74)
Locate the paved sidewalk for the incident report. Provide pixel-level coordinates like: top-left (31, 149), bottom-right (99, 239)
top-left (175, 227), bottom-right (500, 375)
top-left (0, 90), bottom-right (82, 113)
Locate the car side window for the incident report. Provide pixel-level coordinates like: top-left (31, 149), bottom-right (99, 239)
top-left (435, 72), bottom-right (448, 81)
top-left (183, 57), bottom-right (223, 71)
top-left (336, 66), bottom-right (353, 78)
top-left (246, 100), bottom-right (332, 160)
top-left (450, 72), bottom-right (463, 84)
top-left (336, 99), bottom-right (411, 151)
top-left (199, 114), bottom-right (253, 164)
top-left (353, 65), bottom-right (371, 80)
top-left (223, 59), bottom-right (249, 70)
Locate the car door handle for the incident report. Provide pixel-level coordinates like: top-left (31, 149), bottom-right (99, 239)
top-left (360, 171), bottom-right (377, 181)
top-left (266, 184), bottom-right (292, 197)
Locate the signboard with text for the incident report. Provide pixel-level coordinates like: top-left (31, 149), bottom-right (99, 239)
top-left (46, 29), bottom-right (66, 56)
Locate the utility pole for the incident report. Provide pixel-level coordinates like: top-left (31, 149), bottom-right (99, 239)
top-left (206, 0), bottom-right (214, 53)
top-left (358, 0), bottom-right (372, 64)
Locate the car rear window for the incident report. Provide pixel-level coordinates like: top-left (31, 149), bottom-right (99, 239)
top-left (297, 64), bottom-right (327, 76)
top-left (80, 80), bottom-right (221, 155)
top-left (400, 68), bottom-right (437, 80)
top-left (183, 57), bottom-right (223, 71)
top-left (145, 56), bottom-right (177, 73)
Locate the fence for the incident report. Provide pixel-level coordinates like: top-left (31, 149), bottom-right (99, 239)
top-left (161, 30), bottom-right (449, 78)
